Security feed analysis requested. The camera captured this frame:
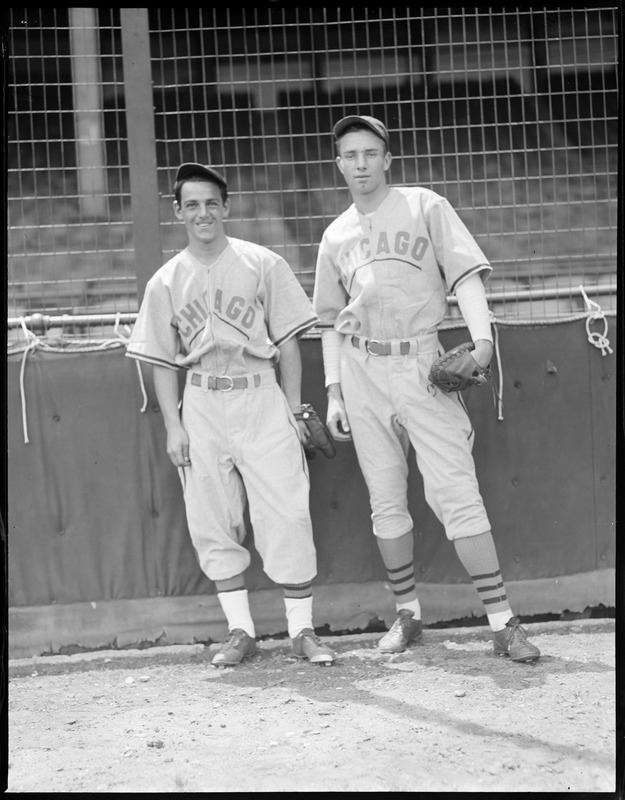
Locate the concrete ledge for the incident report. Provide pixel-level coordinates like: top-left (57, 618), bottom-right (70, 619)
top-left (9, 617), bottom-right (614, 670)
top-left (8, 569), bottom-right (614, 659)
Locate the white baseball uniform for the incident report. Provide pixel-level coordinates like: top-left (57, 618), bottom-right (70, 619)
top-left (313, 186), bottom-right (493, 541)
top-left (127, 237), bottom-right (319, 584)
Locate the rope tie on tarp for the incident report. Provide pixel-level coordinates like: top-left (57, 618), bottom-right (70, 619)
top-left (17, 318), bottom-right (41, 444)
top-left (16, 314), bottom-right (146, 444)
top-left (113, 314), bottom-right (148, 412)
top-left (490, 314), bottom-right (504, 421)
top-left (579, 285), bottom-right (613, 356)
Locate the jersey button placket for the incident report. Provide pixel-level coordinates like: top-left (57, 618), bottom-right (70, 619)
top-left (379, 263), bottom-right (397, 340)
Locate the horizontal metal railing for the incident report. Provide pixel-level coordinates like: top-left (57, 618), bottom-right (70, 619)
top-left (7, 280), bottom-right (616, 332)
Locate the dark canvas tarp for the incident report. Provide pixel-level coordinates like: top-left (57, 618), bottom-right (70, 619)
top-left (7, 321), bottom-right (615, 654)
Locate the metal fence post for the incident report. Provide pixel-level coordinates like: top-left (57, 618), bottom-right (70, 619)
top-left (69, 8), bottom-right (108, 219)
top-left (120, 8), bottom-right (163, 305)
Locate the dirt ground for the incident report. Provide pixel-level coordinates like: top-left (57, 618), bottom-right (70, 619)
top-left (5, 618), bottom-right (615, 794)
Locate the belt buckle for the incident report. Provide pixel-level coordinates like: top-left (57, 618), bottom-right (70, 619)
top-left (218, 376), bottom-right (235, 391)
top-left (365, 339), bottom-right (381, 356)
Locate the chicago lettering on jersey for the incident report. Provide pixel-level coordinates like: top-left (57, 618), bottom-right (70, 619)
top-left (172, 288), bottom-right (257, 340)
top-left (338, 230), bottom-right (430, 272)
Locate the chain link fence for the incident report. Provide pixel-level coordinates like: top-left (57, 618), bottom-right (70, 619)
top-left (7, 7), bottom-right (618, 344)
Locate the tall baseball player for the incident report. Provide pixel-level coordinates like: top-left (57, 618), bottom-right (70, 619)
top-left (126, 163), bottom-right (336, 666)
top-left (312, 115), bottom-right (540, 662)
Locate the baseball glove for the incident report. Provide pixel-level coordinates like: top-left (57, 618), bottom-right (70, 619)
top-left (428, 342), bottom-right (492, 393)
top-left (294, 404), bottom-right (336, 459)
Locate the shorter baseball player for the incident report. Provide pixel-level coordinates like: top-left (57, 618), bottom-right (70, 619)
top-left (126, 163), bottom-right (336, 667)
top-left (313, 115), bottom-right (540, 662)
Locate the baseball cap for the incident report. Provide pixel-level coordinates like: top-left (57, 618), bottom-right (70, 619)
top-left (175, 163), bottom-right (227, 188)
top-left (333, 115), bottom-right (390, 147)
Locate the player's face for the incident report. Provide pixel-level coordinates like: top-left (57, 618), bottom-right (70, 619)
top-left (335, 130), bottom-right (392, 199)
top-left (174, 180), bottom-right (229, 247)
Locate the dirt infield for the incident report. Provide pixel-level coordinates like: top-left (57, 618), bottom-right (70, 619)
top-left (6, 618), bottom-right (615, 793)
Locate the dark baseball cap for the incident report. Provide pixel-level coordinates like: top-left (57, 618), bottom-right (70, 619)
top-left (333, 115), bottom-right (390, 147)
top-left (175, 163), bottom-right (227, 188)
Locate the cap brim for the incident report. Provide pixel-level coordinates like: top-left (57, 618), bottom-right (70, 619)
top-left (175, 163), bottom-right (227, 187)
top-left (333, 116), bottom-right (389, 145)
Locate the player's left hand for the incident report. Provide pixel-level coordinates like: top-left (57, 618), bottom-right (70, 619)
top-left (294, 405), bottom-right (336, 459)
top-left (472, 338), bottom-right (493, 370)
top-left (296, 419), bottom-right (311, 445)
top-left (428, 341), bottom-right (492, 393)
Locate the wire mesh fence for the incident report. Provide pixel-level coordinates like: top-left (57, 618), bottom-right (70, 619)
top-left (6, 6), bottom-right (619, 346)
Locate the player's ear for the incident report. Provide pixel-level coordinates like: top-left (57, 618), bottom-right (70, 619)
top-left (173, 200), bottom-right (183, 219)
top-left (335, 155), bottom-right (345, 175)
top-left (222, 199), bottom-right (230, 220)
top-left (383, 151), bottom-right (392, 171)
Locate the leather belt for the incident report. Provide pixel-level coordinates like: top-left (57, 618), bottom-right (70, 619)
top-left (350, 335), bottom-right (437, 356)
top-left (188, 370), bottom-right (275, 391)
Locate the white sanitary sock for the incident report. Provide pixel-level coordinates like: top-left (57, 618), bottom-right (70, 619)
top-left (397, 598), bottom-right (422, 619)
top-left (488, 610), bottom-right (514, 633)
top-left (217, 590), bottom-right (256, 638)
top-left (284, 596), bottom-right (314, 638)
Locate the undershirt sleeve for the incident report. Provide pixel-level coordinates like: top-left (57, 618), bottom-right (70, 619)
top-left (321, 329), bottom-right (344, 386)
top-left (454, 273), bottom-right (493, 343)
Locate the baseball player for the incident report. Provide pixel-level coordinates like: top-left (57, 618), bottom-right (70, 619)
top-left (312, 115), bottom-right (540, 662)
top-left (126, 163), bottom-right (336, 667)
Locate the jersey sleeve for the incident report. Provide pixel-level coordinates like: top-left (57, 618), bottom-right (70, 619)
top-left (312, 232), bottom-right (349, 330)
top-left (125, 276), bottom-right (181, 370)
top-left (426, 196), bottom-right (492, 293)
top-left (262, 256), bottom-right (319, 346)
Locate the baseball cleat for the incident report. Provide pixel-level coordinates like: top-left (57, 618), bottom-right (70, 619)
top-left (292, 628), bottom-right (337, 664)
top-left (493, 616), bottom-right (541, 662)
top-left (211, 628), bottom-right (256, 667)
top-left (378, 609), bottom-right (423, 653)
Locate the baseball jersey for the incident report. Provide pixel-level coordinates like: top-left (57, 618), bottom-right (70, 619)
top-left (313, 186), bottom-right (491, 339)
top-left (126, 237), bottom-right (318, 374)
